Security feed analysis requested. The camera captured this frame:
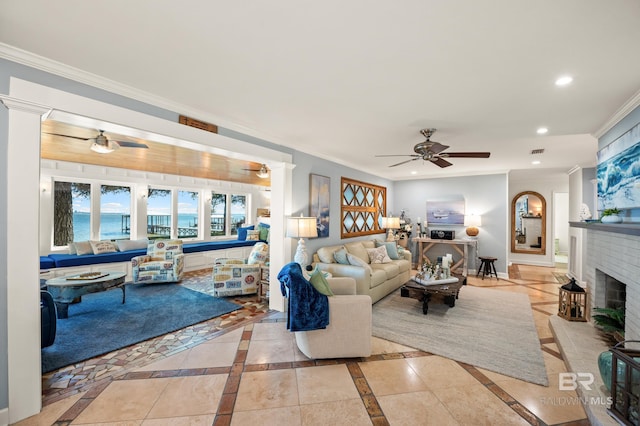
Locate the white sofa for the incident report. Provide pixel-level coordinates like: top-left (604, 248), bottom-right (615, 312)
top-left (312, 240), bottom-right (412, 304)
top-left (294, 277), bottom-right (372, 359)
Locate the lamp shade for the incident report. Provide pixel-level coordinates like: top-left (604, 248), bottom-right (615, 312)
top-left (286, 215), bottom-right (318, 239)
top-left (386, 217), bottom-right (401, 229)
top-left (464, 214), bottom-right (481, 227)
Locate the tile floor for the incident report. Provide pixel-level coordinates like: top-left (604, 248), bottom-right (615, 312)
top-left (17, 264), bottom-right (593, 426)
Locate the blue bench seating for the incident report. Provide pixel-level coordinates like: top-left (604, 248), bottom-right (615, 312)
top-left (40, 240), bottom-right (259, 270)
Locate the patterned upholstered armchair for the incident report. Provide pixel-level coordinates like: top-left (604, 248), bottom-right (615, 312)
top-left (132, 239), bottom-right (185, 283)
top-left (213, 242), bottom-right (268, 297)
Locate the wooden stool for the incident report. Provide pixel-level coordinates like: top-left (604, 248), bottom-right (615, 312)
top-left (477, 256), bottom-right (498, 280)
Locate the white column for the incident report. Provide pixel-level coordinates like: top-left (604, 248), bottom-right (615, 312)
top-left (267, 162), bottom-right (294, 312)
top-left (1, 96), bottom-right (51, 423)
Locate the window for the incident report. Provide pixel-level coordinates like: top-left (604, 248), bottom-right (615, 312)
top-left (211, 193), bottom-right (247, 237)
top-left (99, 185), bottom-right (131, 241)
top-left (50, 178), bottom-right (252, 247)
top-left (230, 194), bottom-right (247, 235)
top-left (147, 188), bottom-right (172, 239)
top-left (178, 190), bottom-right (199, 238)
top-left (211, 192), bottom-right (227, 236)
top-left (53, 180), bottom-right (91, 246)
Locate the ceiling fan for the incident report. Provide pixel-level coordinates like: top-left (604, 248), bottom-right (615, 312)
top-left (376, 128), bottom-right (490, 168)
top-left (45, 129), bottom-right (149, 154)
top-left (243, 163), bottom-right (270, 178)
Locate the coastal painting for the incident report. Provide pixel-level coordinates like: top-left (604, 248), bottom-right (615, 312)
top-left (597, 122), bottom-right (640, 211)
top-left (426, 198), bottom-right (465, 225)
top-left (310, 174), bottom-right (330, 237)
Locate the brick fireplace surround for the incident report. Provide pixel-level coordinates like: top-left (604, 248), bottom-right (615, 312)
top-left (551, 222), bottom-right (640, 426)
top-left (576, 222), bottom-right (640, 340)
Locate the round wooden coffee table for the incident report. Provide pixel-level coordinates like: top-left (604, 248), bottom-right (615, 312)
top-left (45, 272), bottom-right (126, 319)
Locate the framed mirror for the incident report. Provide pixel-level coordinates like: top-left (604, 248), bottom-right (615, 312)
top-left (511, 191), bottom-right (546, 255)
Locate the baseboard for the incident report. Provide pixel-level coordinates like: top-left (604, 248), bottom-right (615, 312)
top-left (0, 407), bottom-right (9, 426)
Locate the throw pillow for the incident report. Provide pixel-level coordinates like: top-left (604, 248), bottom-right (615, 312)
top-left (237, 225), bottom-right (255, 241)
top-left (367, 245), bottom-right (392, 264)
top-left (344, 242), bottom-right (370, 264)
top-left (90, 240), bottom-right (118, 255)
top-left (333, 247), bottom-right (350, 264)
top-left (248, 242), bottom-right (269, 265)
top-left (74, 240), bottom-right (93, 256)
top-left (258, 223), bottom-right (270, 241)
top-left (67, 242), bottom-right (77, 255)
top-left (246, 230), bottom-right (260, 241)
top-left (309, 268), bottom-right (334, 296)
top-left (317, 246), bottom-right (338, 263)
top-left (347, 252), bottom-right (373, 275)
top-left (117, 238), bottom-right (149, 252)
top-left (375, 240), bottom-right (400, 260)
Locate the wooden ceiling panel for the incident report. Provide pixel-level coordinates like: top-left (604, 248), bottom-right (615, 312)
top-left (40, 120), bottom-right (270, 186)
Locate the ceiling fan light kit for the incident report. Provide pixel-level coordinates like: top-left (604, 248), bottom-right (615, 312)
top-left (46, 129), bottom-right (148, 154)
top-left (375, 128), bottom-right (490, 168)
top-left (244, 163), bottom-right (270, 178)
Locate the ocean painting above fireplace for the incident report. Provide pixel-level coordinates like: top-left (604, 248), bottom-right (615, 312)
top-left (597, 121), bottom-right (640, 210)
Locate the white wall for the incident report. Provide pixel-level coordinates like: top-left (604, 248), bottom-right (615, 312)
top-left (394, 173), bottom-right (508, 275)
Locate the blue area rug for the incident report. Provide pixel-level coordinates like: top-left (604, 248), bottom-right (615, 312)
top-left (42, 283), bottom-right (241, 373)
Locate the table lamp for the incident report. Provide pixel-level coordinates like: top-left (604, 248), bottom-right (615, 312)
top-left (385, 217), bottom-right (401, 242)
top-left (286, 214), bottom-right (318, 268)
top-left (464, 214), bottom-right (481, 237)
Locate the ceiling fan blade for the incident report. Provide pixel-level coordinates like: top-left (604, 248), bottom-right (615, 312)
top-left (113, 141), bottom-right (149, 149)
top-left (431, 157), bottom-right (453, 168)
top-left (389, 157), bottom-right (421, 167)
top-left (429, 142), bottom-right (450, 155)
top-left (441, 152), bottom-right (491, 158)
top-left (375, 154), bottom-right (421, 158)
top-left (44, 132), bottom-right (90, 141)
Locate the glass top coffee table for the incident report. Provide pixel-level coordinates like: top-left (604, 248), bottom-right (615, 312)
top-left (45, 272), bottom-right (126, 319)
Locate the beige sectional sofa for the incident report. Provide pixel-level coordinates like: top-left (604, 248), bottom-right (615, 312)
top-left (312, 239), bottom-right (412, 304)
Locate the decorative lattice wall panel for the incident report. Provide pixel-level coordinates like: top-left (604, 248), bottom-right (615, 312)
top-left (341, 177), bottom-right (386, 238)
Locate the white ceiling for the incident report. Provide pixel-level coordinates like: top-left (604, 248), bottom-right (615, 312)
top-left (2, 0), bottom-right (640, 180)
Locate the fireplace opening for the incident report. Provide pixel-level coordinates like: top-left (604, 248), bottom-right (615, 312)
top-left (605, 275), bottom-right (626, 311)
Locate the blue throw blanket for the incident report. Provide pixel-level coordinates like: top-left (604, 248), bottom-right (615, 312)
top-left (278, 262), bottom-right (329, 332)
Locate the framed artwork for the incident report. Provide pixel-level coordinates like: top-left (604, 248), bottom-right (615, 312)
top-left (597, 122), bottom-right (640, 210)
top-left (310, 174), bottom-right (330, 237)
top-left (426, 198), bottom-right (465, 225)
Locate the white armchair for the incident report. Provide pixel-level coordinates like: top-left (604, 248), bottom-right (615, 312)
top-left (294, 277), bottom-right (372, 359)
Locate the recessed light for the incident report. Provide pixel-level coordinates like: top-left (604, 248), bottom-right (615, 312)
top-left (532, 160), bottom-right (541, 165)
top-left (555, 75), bottom-right (573, 86)
top-left (410, 171), bottom-right (417, 175)
top-left (536, 127), bottom-right (548, 135)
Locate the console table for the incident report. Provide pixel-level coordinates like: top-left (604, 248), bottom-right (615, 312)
top-left (413, 238), bottom-right (477, 276)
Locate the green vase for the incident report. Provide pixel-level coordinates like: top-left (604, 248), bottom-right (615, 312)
top-left (598, 350), bottom-right (640, 393)
top-left (598, 351), bottom-right (614, 392)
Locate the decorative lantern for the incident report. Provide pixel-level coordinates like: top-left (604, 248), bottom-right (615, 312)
top-left (558, 278), bottom-right (588, 321)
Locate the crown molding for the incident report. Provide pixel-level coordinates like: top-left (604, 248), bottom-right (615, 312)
top-left (0, 43), bottom-right (287, 147)
top-left (593, 88), bottom-right (640, 139)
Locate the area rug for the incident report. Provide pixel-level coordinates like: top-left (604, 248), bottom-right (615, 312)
top-left (42, 282), bottom-right (241, 373)
top-left (372, 285), bottom-right (549, 386)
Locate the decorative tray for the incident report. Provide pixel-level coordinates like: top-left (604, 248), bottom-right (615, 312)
top-left (66, 272), bottom-right (109, 281)
top-left (412, 276), bottom-right (459, 287)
